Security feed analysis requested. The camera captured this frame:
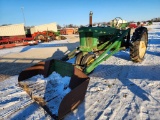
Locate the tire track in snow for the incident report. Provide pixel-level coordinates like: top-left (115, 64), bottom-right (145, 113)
top-left (78, 62), bottom-right (124, 120)
top-left (108, 65), bottom-right (148, 120)
top-left (82, 80), bottom-right (122, 120)
top-left (103, 65), bottom-right (131, 120)
top-left (80, 54), bottom-right (132, 120)
top-left (65, 63), bottom-right (123, 120)
top-left (0, 76), bottom-right (34, 120)
top-left (0, 99), bottom-right (34, 120)
top-left (138, 28), bottom-right (160, 120)
top-left (113, 62), bottom-right (160, 120)
top-left (0, 93), bottom-right (33, 120)
top-left (100, 60), bottom-right (142, 120)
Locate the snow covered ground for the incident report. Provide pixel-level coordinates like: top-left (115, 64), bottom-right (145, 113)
top-left (0, 23), bottom-right (160, 120)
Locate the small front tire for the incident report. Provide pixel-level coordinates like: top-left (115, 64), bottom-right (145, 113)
top-left (75, 52), bottom-right (84, 65)
top-left (81, 54), bottom-right (95, 67)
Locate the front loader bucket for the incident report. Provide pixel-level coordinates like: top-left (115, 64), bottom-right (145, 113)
top-left (18, 59), bottom-right (90, 120)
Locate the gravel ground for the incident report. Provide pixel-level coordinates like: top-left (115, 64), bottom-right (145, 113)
top-left (0, 35), bottom-right (79, 81)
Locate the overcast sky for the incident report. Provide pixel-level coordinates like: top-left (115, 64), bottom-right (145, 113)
top-left (0, 0), bottom-right (160, 26)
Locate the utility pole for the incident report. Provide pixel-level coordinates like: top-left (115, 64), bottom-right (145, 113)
top-left (21, 7), bottom-right (26, 26)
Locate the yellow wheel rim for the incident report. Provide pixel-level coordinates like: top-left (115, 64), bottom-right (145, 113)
top-left (139, 33), bottom-right (147, 58)
top-left (139, 41), bottom-right (146, 58)
top-left (86, 58), bottom-right (94, 66)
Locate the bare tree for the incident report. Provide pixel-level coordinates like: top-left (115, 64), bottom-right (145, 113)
top-left (57, 24), bottom-right (62, 29)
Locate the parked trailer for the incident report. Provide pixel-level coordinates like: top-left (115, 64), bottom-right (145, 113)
top-left (0, 23), bottom-right (38, 49)
top-left (30, 22), bottom-right (57, 34)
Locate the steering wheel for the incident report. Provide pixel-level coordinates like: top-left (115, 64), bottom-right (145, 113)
top-left (112, 17), bottom-right (123, 28)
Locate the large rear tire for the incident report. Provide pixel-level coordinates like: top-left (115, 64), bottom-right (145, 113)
top-left (130, 27), bottom-right (148, 62)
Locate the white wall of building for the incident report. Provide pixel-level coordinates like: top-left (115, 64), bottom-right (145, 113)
top-left (30, 22), bottom-right (57, 34)
top-left (0, 23), bottom-right (25, 36)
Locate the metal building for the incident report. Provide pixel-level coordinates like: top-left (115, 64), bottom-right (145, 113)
top-left (30, 22), bottom-right (57, 34)
top-left (0, 23), bottom-right (25, 37)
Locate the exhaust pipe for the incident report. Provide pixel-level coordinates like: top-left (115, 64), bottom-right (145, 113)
top-left (89, 11), bottom-right (93, 27)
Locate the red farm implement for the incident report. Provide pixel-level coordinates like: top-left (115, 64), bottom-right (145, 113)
top-left (0, 37), bottom-right (38, 49)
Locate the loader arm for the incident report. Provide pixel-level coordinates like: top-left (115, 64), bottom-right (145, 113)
top-left (79, 28), bottom-right (131, 74)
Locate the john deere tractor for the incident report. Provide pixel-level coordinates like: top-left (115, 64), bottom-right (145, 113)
top-left (18, 11), bottom-right (148, 119)
top-left (62, 11), bottom-right (148, 74)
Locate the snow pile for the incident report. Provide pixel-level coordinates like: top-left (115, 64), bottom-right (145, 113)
top-left (25, 71), bottom-right (71, 116)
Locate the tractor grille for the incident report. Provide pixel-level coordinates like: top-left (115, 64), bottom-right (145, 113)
top-left (85, 32), bottom-right (93, 47)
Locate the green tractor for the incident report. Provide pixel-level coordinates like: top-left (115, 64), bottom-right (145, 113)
top-left (62, 11), bottom-right (148, 74)
top-left (17, 11), bottom-right (148, 119)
